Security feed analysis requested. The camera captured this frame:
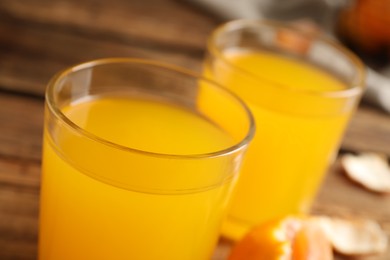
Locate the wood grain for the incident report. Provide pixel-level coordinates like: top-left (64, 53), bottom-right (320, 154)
top-left (343, 105), bottom-right (390, 155)
top-left (0, 17), bottom-right (203, 96)
top-left (0, 157), bottom-right (40, 260)
top-left (0, 94), bottom-right (43, 161)
top-left (0, 0), bottom-right (218, 49)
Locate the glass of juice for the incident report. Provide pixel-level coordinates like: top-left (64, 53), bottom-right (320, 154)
top-left (204, 20), bottom-right (365, 240)
top-left (39, 58), bottom-right (255, 260)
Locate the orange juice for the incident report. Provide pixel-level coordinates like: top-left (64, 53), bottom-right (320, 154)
top-left (39, 94), bottom-right (237, 260)
top-left (205, 49), bottom-right (354, 240)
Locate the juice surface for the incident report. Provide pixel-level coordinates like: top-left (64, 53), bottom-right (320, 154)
top-left (206, 50), bottom-right (353, 240)
top-left (39, 95), bottom-right (236, 260)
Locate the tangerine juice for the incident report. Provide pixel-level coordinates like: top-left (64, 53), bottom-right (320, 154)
top-left (205, 50), bottom-right (353, 239)
top-left (39, 94), bottom-right (237, 260)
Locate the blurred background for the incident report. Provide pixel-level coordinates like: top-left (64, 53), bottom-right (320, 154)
top-left (1, 0), bottom-right (390, 105)
top-left (0, 0), bottom-right (390, 259)
top-left (187, 0), bottom-right (390, 112)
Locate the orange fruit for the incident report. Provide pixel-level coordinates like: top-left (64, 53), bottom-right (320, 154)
top-left (338, 0), bottom-right (390, 52)
top-left (228, 216), bottom-right (333, 260)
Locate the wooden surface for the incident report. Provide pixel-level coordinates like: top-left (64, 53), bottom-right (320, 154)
top-left (0, 0), bottom-right (389, 259)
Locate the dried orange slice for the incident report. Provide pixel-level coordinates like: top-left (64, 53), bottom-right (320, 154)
top-left (228, 216), bottom-right (333, 260)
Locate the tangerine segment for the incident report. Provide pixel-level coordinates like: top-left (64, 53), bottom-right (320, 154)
top-left (228, 216), bottom-right (333, 260)
top-left (292, 219), bottom-right (333, 260)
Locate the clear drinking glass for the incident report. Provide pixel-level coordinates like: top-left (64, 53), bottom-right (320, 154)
top-left (204, 20), bottom-right (365, 240)
top-left (39, 58), bottom-right (255, 260)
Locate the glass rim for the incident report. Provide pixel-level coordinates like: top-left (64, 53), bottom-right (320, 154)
top-left (207, 19), bottom-right (366, 98)
top-left (46, 57), bottom-right (256, 160)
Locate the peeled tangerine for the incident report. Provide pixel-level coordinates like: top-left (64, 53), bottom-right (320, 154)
top-left (228, 216), bottom-right (333, 260)
top-left (229, 215), bottom-right (388, 260)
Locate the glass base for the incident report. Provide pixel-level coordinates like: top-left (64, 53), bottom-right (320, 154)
top-left (220, 216), bottom-right (252, 241)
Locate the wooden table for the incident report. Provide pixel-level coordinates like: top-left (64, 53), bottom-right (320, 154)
top-left (0, 0), bottom-right (389, 259)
